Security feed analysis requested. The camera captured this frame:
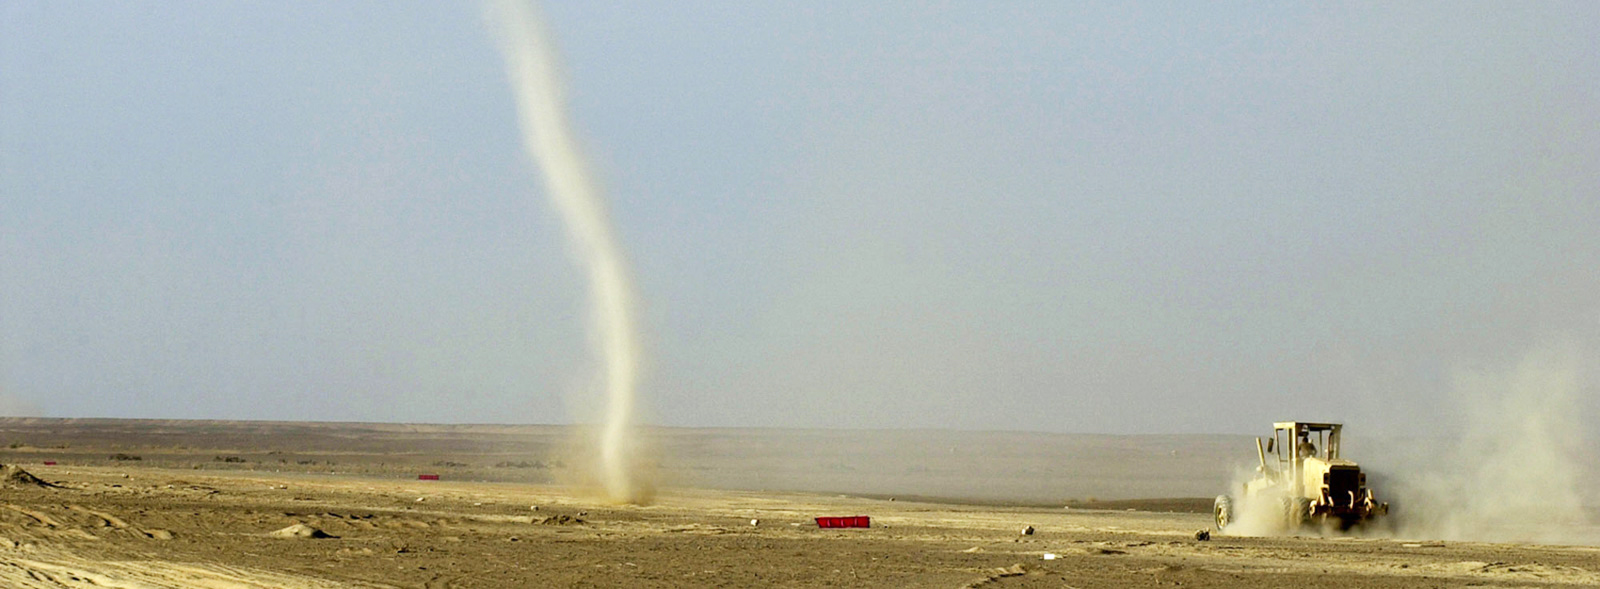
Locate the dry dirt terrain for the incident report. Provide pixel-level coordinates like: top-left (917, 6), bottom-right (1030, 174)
top-left (0, 419), bottom-right (1595, 588)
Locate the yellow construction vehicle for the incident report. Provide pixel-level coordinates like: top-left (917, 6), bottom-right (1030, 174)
top-left (1215, 422), bottom-right (1388, 532)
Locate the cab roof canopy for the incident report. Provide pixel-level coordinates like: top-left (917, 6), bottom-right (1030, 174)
top-left (1273, 422), bottom-right (1342, 432)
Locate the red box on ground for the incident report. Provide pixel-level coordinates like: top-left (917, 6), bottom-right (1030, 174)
top-left (43, 461), bottom-right (57, 466)
top-left (815, 516), bottom-right (870, 528)
top-left (417, 474), bottom-right (440, 481)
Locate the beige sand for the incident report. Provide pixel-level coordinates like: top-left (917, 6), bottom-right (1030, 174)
top-left (0, 419), bottom-right (1595, 587)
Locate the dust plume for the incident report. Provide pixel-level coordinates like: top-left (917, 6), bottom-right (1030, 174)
top-left (0, 395), bottom-right (40, 418)
top-left (1382, 346), bottom-right (1596, 543)
top-left (1217, 465), bottom-right (1300, 537)
top-left (483, 0), bottom-right (651, 504)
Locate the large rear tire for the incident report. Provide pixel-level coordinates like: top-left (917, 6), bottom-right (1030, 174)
top-left (1281, 497), bottom-right (1310, 532)
top-left (1214, 495), bottom-right (1233, 531)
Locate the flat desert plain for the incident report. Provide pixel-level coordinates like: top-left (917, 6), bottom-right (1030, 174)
top-left (0, 418), bottom-right (1596, 588)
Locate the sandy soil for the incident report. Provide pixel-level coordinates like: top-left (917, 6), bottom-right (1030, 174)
top-left (0, 419), bottom-right (1595, 588)
top-left (0, 418), bottom-right (1252, 502)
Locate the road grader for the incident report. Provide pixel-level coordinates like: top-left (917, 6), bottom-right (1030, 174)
top-left (1214, 422), bottom-right (1388, 533)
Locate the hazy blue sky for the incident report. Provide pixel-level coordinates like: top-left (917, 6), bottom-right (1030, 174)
top-left (2, 2), bottom-right (1596, 434)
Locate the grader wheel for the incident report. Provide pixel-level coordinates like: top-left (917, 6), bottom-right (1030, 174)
top-left (1213, 495), bottom-right (1233, 530)
top-left (1280, 497), bottom-right (1310, 531)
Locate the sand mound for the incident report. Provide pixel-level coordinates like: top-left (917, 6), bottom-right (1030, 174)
top-left (270, 524), bottom-right (334, 539)
top-left (1, 464), bottom-right (56, 488)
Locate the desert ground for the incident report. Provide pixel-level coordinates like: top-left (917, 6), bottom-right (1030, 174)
top-left (0, 418), bottom-right (1596, 588)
